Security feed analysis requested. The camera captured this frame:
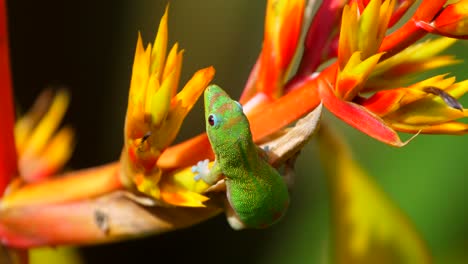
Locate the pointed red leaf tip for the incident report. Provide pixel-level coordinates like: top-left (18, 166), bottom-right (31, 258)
top-left (296, 0), bottom-right (347, 77)
top-left (380, 0), bottom-right (447, 57)
top-left (317, 80), bottom-right (411, 147)
top-left (389, 0), bottom-right (417, 27)
top-left (414, 0), bottom-right (447, 21)
top-left (359, 89), bottom-right (404, 116)
top-left (0, 0), bottom-right (17, 196)
top-left (255, 0), bottom-right (305, 99)
top-left (420, 0), bottom-right (468, 39)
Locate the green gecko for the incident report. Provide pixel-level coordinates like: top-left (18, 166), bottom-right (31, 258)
top-left (192, 84), bottom-right (289, 229)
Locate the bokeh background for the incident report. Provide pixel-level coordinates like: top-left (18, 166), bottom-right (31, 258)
top-left (6, 1), bottom-right (468, 263)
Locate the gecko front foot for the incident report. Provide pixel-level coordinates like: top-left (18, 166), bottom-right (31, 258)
top-left (192, 159), bottom-right (219, 185)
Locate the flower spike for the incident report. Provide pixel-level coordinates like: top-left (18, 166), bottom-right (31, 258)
top-left (122, 6), bottom-right (215, 199)
top-left (15, 89), bottom-right (74, 183)
top-left (417, 0), bottom-right (468, 39)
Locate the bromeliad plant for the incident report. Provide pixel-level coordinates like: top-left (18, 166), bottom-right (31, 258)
top-left (1, 0), bottom-right (467, 263)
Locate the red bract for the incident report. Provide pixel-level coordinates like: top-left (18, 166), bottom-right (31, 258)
top-left (240, 0), bottom-right (305, 102)
top-left (417, 0), bottom-right (468, 39)
top-left (0, 0), bottom-right (17, 196)
top-left (295, 0), bottom-right (346, 78)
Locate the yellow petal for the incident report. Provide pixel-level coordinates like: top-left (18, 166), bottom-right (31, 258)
top-left (22, 90), bottom-right (70, 158)
top-left (160, 188), bottom-right (209, 208)
top-left (151, 67), bottom-right (215, 151)
top-left (389, 98), bottom-right (466, 125)
top-left (445, 79), bottom-right (468, 99)
top-left (160, 165), bottom-right (211, 207)
top-left (390, 121), bottom-right (468, 134)
top-left (30, 247), bottom-right (84, 264)
top-left (148, 70), bottom-right (174, 127)
top-left (366, 31), bottom-right (458, 93)
top-left (358, 0), bottom-right (382, 54)
top-left (410, 74), bottom-right (455, 91)
top-left (338, 3), bottom-right (359, 69)
top-left (150, 5), bottom-right (168, 78)
top-left (15, 90), bottom-right (53, 154)
top-left (144, 73), bottom-right (160, 115)
top-left (337, 52), bottom-right (384, 100)
top-left (175, 66), bottom-right (216, 109)
top-left (39, 126), bottom-right (74, 174)
top-left (163, 45), bottom-right (183, 97)
top-left (19, 126), bottom-right (74, 183)
top-left (128, 34), bottom-right (151, 120)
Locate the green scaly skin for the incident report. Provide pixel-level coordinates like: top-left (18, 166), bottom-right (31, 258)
top-left (194, 85), bottom-right (289, 229)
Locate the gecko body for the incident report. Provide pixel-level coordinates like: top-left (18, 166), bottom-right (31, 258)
top-left (193, 85), bottom-right (289, 229)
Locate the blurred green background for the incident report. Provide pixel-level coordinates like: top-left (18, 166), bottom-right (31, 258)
top-left (7, 0), bottom-right (468, 263)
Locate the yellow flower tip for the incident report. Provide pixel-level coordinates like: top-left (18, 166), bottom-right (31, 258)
top-left (149, 71), bottom-right (173, 127)
top-left (337, 52), bottom-right (384, 100)
top-left (23, 89), bottom-right (70, 156)
top-left (162, 43), bottom-right (178, 78)
top-left (339, 0), bottom-right (394, 67)
top-left (151, 6), bottom-right (169, 77)
top-left (175, 66), bottom-right (215, 109)
top-left (146, 66), bottom-right (215, 153)
top-left (163, 43), bottom-right (184, 97)
top-left (20, 126), bottom-right (75, 183)
top-left (391, 121), bottom-right (468, 135)
top-left (15, 89), bottom-right (54, 154)
top-left (172, 49), bottom-right (184, 97)
top-left (40, 126), bottom-right (75, 170)
top-left (338, 3), bottom-right (359, 68)
top-left (161, 190), bottom-right (209, 208)
top-left (364, 37), bottom-right (459, 92)
top-left (15, 89), bottom-right (74, 183)
top-left (433, 0), bottom-right (468, 37)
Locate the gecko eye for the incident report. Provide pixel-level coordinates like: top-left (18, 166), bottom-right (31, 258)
top-left (208, 115), bottom-right (216, 126)
top-left (208, 114), bottom-right (219, 127)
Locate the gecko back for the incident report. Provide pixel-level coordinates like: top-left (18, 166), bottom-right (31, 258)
top-left (204, 85), bottom-right (289, 228)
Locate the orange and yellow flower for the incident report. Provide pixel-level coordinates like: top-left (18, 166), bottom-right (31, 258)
top-left (14, 89), bottom-right (74, 184)
top-left (122, 6), bottom-right (214, 201)
top-left (315, 0), bottom-right (468, 146)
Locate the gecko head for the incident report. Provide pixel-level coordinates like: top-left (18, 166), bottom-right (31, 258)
top-left (204, 85), bottom-right (250, 147)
